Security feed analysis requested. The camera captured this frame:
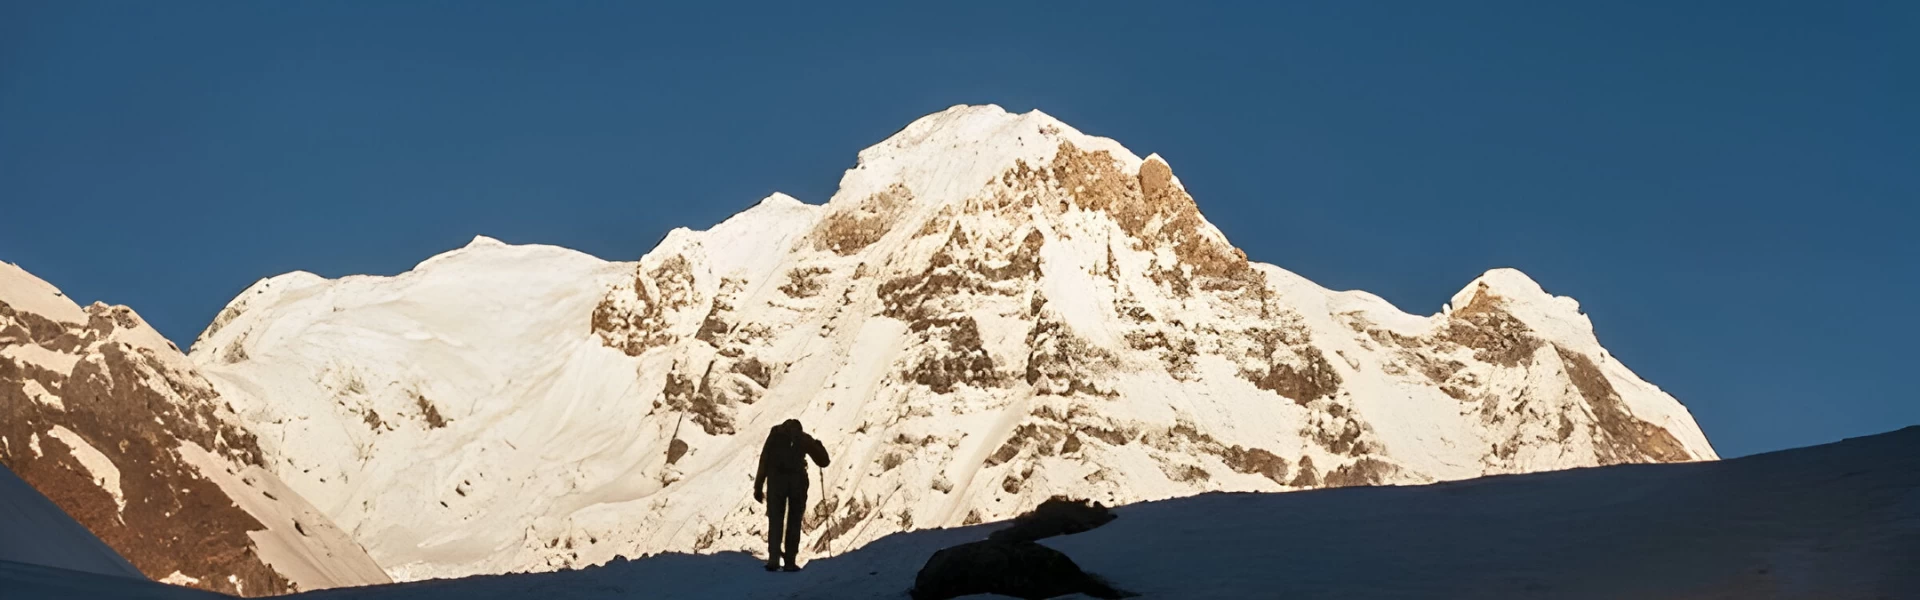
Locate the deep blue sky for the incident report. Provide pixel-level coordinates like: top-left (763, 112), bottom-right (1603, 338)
top-left (2, 3), bottom-right (1913, 457)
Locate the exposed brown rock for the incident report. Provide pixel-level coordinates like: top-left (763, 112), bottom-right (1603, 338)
top-left (1137, 421), bottom-right (1297, 487)
top-left (813, 184), bottom-right (913, 255)
top-left (1, 302), bottom-right (80, 349)
top-left (1412, 355), bottom-right (1467, 387)
top-left (1252, 348), bottom-right (1343, 406)
top-left (1137, 158), bottom-right (1255, 287)
top-left (1081, 425), bottom-right (1132, 447)
top-left (878, 222), bottom-right (1044, 334)
top-left (694, 278), bottom-right (744, 344)
top-left (661, 360), bottom-right (733, 436)
top-left (593, 254), bottom-right (699, 356)
top-left (879, 451), bottom-right (906, 471)
top-left (915, 206), bottom-right (954, 238)
top-left (1001, 473), bottom-right (1024, 494)
top-left (1024, 313), bottom-right (1118, 398)
top-left (986, 421), bottom-right (1070, 467)
top-left (1, 300), bottom-right (294, 596)
top-left (1554, 346), bottom-right (1693, 465)
top-left (198, 304), bottom-right (245, 346)
top-left (1290, 456), bottom-right (1320, 488)
top-left (1165, 421), bottom-right (1221, 449)
top-left (1161, 461), bottom-right (1210, 483)
top-left (729, 356), bottom-right (776, 390)
top-left (1438, 287), bottom-right (1542, 367)
top-left (998, 142), bottom-right (1255, 295)
top-left (1125, 329), bottom-right (1199, 381)
top-left (1322, 457), bottom-right (1398, 488)
top-left (985, 434), bottom-right (1024, 468)
top-left (1308, 414), bottom-right (1373, 457)
top-left (903, 317), bottom-right (1001, 394)
top-left (1238, 305), bottom-right (1344, 404)
top-left (360, 408), bottom-right (385, 430)
top-left (778, 267), bottom-right (831, 299)
top-left (412, 391), bottom-right (448, 429)
top-left (1220, 446), bottom-right (1290, 485)
top-left (221, 339), bottom-right (249, 364)
top-left (1059, 433), bottom-right (1083, 455)
top-left (807, 495), bottom-right (874, 552)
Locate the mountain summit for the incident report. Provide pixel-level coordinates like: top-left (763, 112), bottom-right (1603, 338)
top-left (182, 105), bottom-right (1713, 580)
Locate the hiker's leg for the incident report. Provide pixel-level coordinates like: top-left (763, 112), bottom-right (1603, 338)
top-left (765, 482), bottom-right (790, 564)
top-left (782, 481), bottom-right (807, 565)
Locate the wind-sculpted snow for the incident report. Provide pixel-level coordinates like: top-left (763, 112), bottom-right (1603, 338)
top-left (190, 105), bottom-right (1716, 581)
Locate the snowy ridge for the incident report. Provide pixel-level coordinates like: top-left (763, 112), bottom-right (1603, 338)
top-left (0, 262), bottom-right (88, 325)
top-left (190, 240), bottom-right (652, 580)
top-left (0, 264), bottom-right (390, 596)
top-left (191, 104), bottom-right (1716, 581)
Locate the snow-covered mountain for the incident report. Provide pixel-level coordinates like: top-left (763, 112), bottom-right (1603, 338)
top-left (0, 262), bottom-right (391, 596)
top-left (188, 105), bottom-right (1716, 581)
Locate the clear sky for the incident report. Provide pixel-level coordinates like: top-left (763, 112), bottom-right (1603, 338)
top-left (1, 2), bottom-right (1913, 458)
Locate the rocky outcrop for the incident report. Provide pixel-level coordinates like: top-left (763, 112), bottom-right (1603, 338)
top-left (0, 262), bottom-right (388, 596)
top-left (913, 497), bottom-right (1128, 600)
top-left (988, 496), bottom-right (1116, 543)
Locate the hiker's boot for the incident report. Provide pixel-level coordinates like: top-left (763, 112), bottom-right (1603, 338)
top-left (781, 560), bottom-right (801, 572)
top-left (764, 558), bottom-right (780, 572)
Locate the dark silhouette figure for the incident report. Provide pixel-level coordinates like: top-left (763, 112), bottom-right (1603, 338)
top-left (754, 419), bottom-right (830, 571)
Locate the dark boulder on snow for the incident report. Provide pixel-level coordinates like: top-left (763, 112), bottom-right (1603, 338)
top-left (912, 497), bottom-right (1127, 600)
top-left (910, 538), bottom-right (1128, 600)
top-left (988, 496), bottom-right (1116, 543)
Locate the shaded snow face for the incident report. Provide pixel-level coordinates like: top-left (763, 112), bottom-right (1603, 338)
top-left (189, 104), bottom-right (1716, 582)
top-left (163, 425), bottom-right (1910, 600)
top-left (0, 263), bottom-right (389, 596)
top-left (0, 462), bottom-right (144, 579)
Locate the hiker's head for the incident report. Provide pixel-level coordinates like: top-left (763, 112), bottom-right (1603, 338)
top-left (781, 419), bottom-right (803, 434)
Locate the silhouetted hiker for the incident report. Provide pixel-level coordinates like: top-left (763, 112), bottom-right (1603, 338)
top-left (755, 418), bottom-right (830, 572)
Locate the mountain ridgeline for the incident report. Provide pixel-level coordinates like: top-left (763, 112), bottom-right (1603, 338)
top-left (3, 105), bottom-right (1715, 588)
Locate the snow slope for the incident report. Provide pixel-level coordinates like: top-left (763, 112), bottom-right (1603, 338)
top-left (191, 105), bottom-right (1717, 581)
top-left (1048, 428), bottom-right (1919, 599)
top-left (269, 425), bottom-right (1908, 600)
top-left (8, 425), bottom-right (1908, 600)
top-left (186, 237), bottom-right (664, 580)
top-left (0, 561), bottom-right (231, 600)
top-left (0, 261), bottom-right (390, 596)
top-left (0, 463), bottom-right (143, 579)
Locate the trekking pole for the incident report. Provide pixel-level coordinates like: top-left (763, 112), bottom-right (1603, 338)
top-left (819, 461), bottom-right (833, 558)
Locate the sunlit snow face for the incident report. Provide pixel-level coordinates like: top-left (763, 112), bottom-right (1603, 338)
top-left (170, 105), bottom-right (1714, 582)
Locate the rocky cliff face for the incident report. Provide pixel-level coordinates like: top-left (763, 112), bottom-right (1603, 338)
top-left (190, 105), bottom-right (1715, 581)
top-left (0, 262), bottom-right (389, 596)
